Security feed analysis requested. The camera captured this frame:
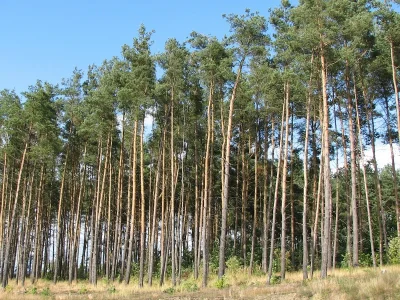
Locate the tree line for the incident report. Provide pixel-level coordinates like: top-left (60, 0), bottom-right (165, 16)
top-left (1, 0), bottom-right (400, 289)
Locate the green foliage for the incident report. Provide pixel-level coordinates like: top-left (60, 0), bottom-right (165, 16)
top-left (359, 253), bottom-right (373, 267)
top-left (131, 262), bottom-right (140, 276)
top-left (226, 256), bottom-right (242, 273)
top-left (388, 237), bottom-right (400, 264)
top-left (107, 284), bottom-right (117, 294)
top-left (77, 265), bottom-right (87, 280)
top-left (272, 249), bottom-right (292, 273)
top-left (0, 89), bottom-right (25, 152)
top-left (23, 81), bottom-right (62, 164)
top-left (163, 287), bottom-right (175, 294)
top-left (214, 276), bottom-right (229, 289)
top-left (78, 284), bottom-right (88, 294)
top-left (4, 285), bottom-right (13, 293)
top-left (180, 279), bottom-right (199, 292)
top-left (28, 287), bottom-right (37, 294)
top-left (270, 274), bottom-right (281, 285)
top-left (341, 253), bottom-right (352, 269)
top-left (223, 9), bottom-right (269, 60)
top-left (1, 0), bottom-right (400, 291)
top-left (44, 270), bottom-right (54, 281)
top-left (41, 287), bottom-right (51, 297)
top-left (209, 245), bottom-right (221, 274)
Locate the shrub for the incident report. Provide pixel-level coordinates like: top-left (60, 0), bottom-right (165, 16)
top-left (29, 287), bottom-right (37, 294)
top-left (163, 287), bottom-right (175, 294)
top-left (226, 256), bottom-right (241, 273)
top-left (359, 252), bottom-right (373, 267)
top-left (215, 276), bottom-right (229, 289)
top-left (78, 284), bottom-right (87, 294)
top-left (270, 274), bottom-right (281, 285)
top-left (41, 287), bottom-right (51, 296)
top-left (181, 279), bottom-right (199, 292)
top-left (107, 285), bottom-right (116, 294)
top-left (388, 237), bottom-right (400, 264)
top-left (44, 270), bottom-right (54, 281)
top-left (272, 249), bottom-right (292, 272)
top-left (340, 252), bottom-right (351, 268)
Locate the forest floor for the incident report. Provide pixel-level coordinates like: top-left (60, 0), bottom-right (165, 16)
top-left (1, 265), bottom-right (400, 299)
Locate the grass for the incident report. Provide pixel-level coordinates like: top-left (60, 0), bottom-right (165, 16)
top-left (1, 265), bottom-right (400, 299)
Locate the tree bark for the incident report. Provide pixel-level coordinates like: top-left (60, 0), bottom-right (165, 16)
top-left (320, 50), bottom-right (332, 279)
top-left (281, 81), bottom-right (290, 281)
top-left (125, 121), bottom-right (138, 284)
top-left (218, 59), bottom-right (244, 278)
top-left (268, 100), bottom-right (285, 284)
top-left (2, 141), bottom-right (27, 288)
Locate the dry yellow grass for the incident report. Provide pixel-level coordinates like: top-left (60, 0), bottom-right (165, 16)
top-left (1, 265), bottom-right (400, 299)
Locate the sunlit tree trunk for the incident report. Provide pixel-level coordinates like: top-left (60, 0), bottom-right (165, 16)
top-left (53, 147), bottom-right (69, 284)
top-left (302, 61), bottom-right (313, 279)
top-left (202, 84), bottom-right (213, 287)
top-left (125, 121), bottom-right (138, 284)
top-left (354, 79), bottom-right (376, 268)
top-left (2, 141), bottom-right (27, 288)
top-left (345, 62), bottom-right (358, 268)
top-left (281, 81), bottom-right (290, 281)
top-left (268, 100), bottom-right (285, 284)
top-left (383, 97), bottom-right (400, 237)
top-left (218, 59), bottom-right (244, 278)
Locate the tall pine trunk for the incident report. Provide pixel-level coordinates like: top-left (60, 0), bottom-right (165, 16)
top-left (125, 121), bottom-right (138, 284)
top-left (218, 59), bottom-right (244, 278)
top-left (281, 82), bottom-right (290, 280)
top-left (2, 141), bottom-right (27, 288)
top-left (320, 50), bottom-right (332, 278)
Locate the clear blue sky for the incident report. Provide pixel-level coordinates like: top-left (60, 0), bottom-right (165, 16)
top-left (0, 0), bottom-right (288, 95)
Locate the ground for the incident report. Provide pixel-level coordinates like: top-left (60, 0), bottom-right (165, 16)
top-left (1, 266), bottom-right (400, 299)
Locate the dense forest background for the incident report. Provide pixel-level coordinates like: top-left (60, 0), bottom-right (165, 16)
top-left (1, 0), bottom-right (400, 289)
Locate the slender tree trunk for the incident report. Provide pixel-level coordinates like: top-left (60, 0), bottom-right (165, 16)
top-left (105, 140), bottom-right (113, 280)
top-left (0, 152), bottom-right (7, 277)
top-left (268, 101), bottom-right (285, 284)
top-left (337, 98), bottom-right (352, 266)
top-left (92, 134), bottom-right (111, 285)
top-left (241, 134), bottom-right (248, 267)
top-left (125, 121), bottom-right (138, 284)
top-left (2, 141), bottom-right (27, 288)
top-left (262, 120), bottom-right (271, 273)
top-left (281, 82), bottom-right (290, 281)
top-left (159, 119), bottom-right (167, 286)
top-left (390, 40), bottom-right (400, 152)
top-left (19, 172), bottom-right (34, 286)
top-left (218, 59), bottom-right (244, 278)
top-left (250, 124), bottom-right (258, 274)
top-left (302, 60), bottom-right (313, 279)
top-left (112, 115), bottom-right (124, 281)
top-left (120, 129), bottom-right (133, 283)
top-left (320, 51), bottom-right (332, 279)
top-left (139, 123), bottom-right (146, 287)
top-left (33, 168), bottom-right (45, 283)
top-left (193, 132), bottom-right (200, 279)
top-left (53, 149), bottom-right (69, 284)
top-left (364, 83), bottom-right (387, 266)
top-left (290, 110), bottom-right (295, 270)
top-left (354, 78), bottom-right (376, 267)
top-left (170, 90), bottom-right (177, 286)
top-left (69, 147), bottom-right (86, 284)
top-left (332, 104), bottom-right (340, 270)
top-left (202, 84), bottom-right (213, 287)
top-left (148, 129), bottom-right (164, 286)
top-left (345, 62), bottom-right (358, 268)
top-left (383, 97), bottom-right (400, 237)
top-left (354, 79), bottom-right (376, 268)
top-left (89, 140), bottom-right (102, 284)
